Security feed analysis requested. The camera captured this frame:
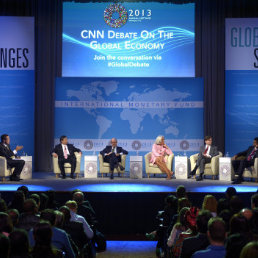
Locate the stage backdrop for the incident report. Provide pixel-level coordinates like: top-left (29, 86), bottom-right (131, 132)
top-left (225, 18), bottom-right (258, 155)
top-left (55, 78), bottom-right (203, 170)
top-left (62, 1), bottom-right (195, 77)
top-left (0, 16), bottom-right (34, 156)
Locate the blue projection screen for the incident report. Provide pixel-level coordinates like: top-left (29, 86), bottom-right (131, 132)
top-left (55, 77), bottom-right (203, 171)
top-left (62, 2), bottom-right (195, 77)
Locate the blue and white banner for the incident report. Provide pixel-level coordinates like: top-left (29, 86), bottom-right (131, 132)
top-left (62, 2), bottom-right (195, 77)
top-left (55, 77), bottom-right (203, 169)
top-left (0, 17), bottom-right (34, 156)
top-left (225, 18), bottom-right (258, 155)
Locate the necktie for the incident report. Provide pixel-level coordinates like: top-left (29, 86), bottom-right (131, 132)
top-left (247, 147), bottom-right (256, 161)
top-left (203, 146), bottom-right (208, 155)
top-left (111, 148), bottom-right (114, 153)
top-left (64, 146), bottom-right (68, 159)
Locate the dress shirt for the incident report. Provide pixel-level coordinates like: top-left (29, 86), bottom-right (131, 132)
top-left (62, 144), bottom-right (70, 155)
top-left (70, 211), bottom-right (94, 239)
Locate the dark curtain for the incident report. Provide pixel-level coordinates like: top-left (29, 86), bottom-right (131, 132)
top-left (1, 0), bottom-right (258, 171)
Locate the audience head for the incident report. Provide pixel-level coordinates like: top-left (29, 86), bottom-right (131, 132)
top-left (0, 199), bottom-right (7, 213)
top-left (202, 195), bottom-right (217, 215)
top-left (11, 190), bottom-right (25, 210)
top-left (196, 210), bottom-right (213, 234)
top-left (229, 213), bottom-right (249, 235)
top-left (240, 241), bottom-right (258, 258)
top-left (217, 198), bottom-right (230, 215)
top-left (17, 185), bottom-right (29, 198)
top-left (0, 212), bottom-right (13, 234)
top-left (54, 211), bottom-right (64, 229)
top-left (40, 209), bottom-right (56, 226)
top-left (9, 229), bottom-right (29, 257)
top-left (39, 193), bottom-right (49, 211)
top-left (60, 135), bottom-right (68, 144)
top-left (225, 187), bottom-right (237, 200)
top-left (23, 198), bottom-right (38, 214)
top-left (251, 193), bottom-right (258, 209)
top-left (177, 197), bottom-right (191, 213)
top-left (230, 196), bottom-right (244, 214)
top-left (165, 194), bottom-right (178, 211)
top-left (73, 191), bottom-right (84, 205)
top-left (208, 217), bottom-right (226, 245)
top-left (1, 134), bottom-right (9, 144)
top-left (7, 209), bottom-right (19, 227)
top-left (241, 208), bottom-right (253, 221)
top-left (176, 185), bottom-right (186, 199)
top-left (59, 206), bottom-right (71, 222)
top-left (65, 200), bottom-right (78, 212)
top-left (251, 208), bottom-right (258, 235)
top-left (0, 233), bottom-right (10, 258)
top-left (177, 207), bottom-right (190, 228)
top-left (33, 221), bottom-right (52, 246)
top-left (30, 193), bottom-right (41, 207)
top-left (218, 209), bottom-right (231, 232)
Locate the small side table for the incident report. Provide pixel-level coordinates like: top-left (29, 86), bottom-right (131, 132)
top-left (20, 156), bottom-right (32, 180)
top-left (130, 156), bottom-right (142, 179)
top-left (175, 156), bottom-right (188, 179)
top-left (84, 156), bottom-right (98, 178)
top-left (219, 157), bottom-right (233, 181)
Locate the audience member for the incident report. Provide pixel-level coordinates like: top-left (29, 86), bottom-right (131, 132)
top-left (31, 221), bottom-right (63, 258)
top-left (0, 212), bottom-right (13, 237)
top-left (39, 193), bottom-right (49, 211)
top-left (17, 186), bottom-right (29, 199)
top-left (0, 233), bottom-right (10, 258)
top-left (202, 195), bottom-right (217, 217)
top-left (251, 193), bottom-right (258, 209)
top-left (7, 209), bottom-right (19, 228)
top-left (180, 210), bottom-right (212, 258)
top-left (176, 185), bottom-right (187, 199)
top-left (8, 191), bottom-right (25, 213)
top-left (218, 209), bottom-right (231, 232)
top-left (17, 198), bottom-right (40, 232)
top-left (0, 199), bottom-right (8, 212)
top-left (240, 241), bottom-right (258, 258)
top-left (230, 196), bottom-right (244, 216)
top-left (192, 217), bottom-right (226, 258)
top-left (28, 209), bottom-right (75, 258)
top-left (9, 229), bottom-right (31, 258)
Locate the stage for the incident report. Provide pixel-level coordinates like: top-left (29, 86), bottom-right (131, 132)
top-left (1, 171), bottom-right (258, 193)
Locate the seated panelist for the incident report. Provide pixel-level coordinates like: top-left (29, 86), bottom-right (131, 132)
top-left (0, 134), bottom-right (25, 181)
top-left (150, 135), bottom-right (173, 180)
top-left (100, 138), bottom-right (128, 179)
top-left (52, 135), bottom-right (81, 179)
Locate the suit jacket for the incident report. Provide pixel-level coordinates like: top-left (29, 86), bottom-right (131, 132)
top-left (0, 143), bottom-right (16, 160)
top-left (236, 145), bottom-right (258, 160)
top-left (100, 145), bottom-right (128, 156)
top-left (199, 145), bottom-right (219, 158)
top-left (52, 143), bottom-right (81, 160)
top-left (180, 233), bottom-right (209, 258)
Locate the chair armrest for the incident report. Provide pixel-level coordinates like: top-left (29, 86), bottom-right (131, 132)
top-left (166, 154), bottom-right (174, 170)
top-left (52, 155), bottom-right (60, 173)
top-left (144, 152), bottom-right (152, 168)
top-left (190, 153), bottom-right (198, 170)
top-left (0, 156), bottom-right (8, 176)
top-left (253, 158), bottom-right (258, 178)
top-left (98, 154), bottom-right (103, 163)
top-left (121, 154), bottom-right (127, 167)
top-left (211, 153), bottom-right (223, 174)
top-left (74, 152), bottom-right (81, 173)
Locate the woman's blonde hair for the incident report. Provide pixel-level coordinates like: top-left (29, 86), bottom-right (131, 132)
top-left (202, 195), bottom-right (217, 213)
top-left (155, 135), bottom-right (164, 144)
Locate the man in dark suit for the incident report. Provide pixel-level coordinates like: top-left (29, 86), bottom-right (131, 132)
top-left (100, 138), bottom-right (128, 179)
top-left (0, 134), bottom-right (25, 181)
top-left (52, 135), bottom-right (81, 179)
top-left (191, 136), bottom-right (219, 181)
top-left (231, 137), bottom-right (258, 184)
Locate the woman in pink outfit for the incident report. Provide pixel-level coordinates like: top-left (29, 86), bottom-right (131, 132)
top-left (150, 135), bottom-right (174, 179)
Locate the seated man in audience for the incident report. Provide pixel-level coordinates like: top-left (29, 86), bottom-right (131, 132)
top-left (65, 200), bottom-right (94, 240)
top-left (180, 210), bottom-right (212, 258)
top-left (251, 193), bottom-right (258, 209)
top-left (0, 134), bottom-right (25, 181)
top-left (192, 217), bottom-right (226, 258)
top-left (52, 135), bottom-right (81, 179)
top-left (100, 138), bottom-right (128, 179)
top-left (28, 209), bottom-right (75, 258)
top-left (191, 136), bottom-right (219, 181)
top-left (231, 137), bottom-right (258, 184)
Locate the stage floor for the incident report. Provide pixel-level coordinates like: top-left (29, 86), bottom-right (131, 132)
top-left (1, 172), bottom-right (258, 193)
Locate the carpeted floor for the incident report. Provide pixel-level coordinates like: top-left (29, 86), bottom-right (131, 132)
top-left (96, 241), bottom-right (156, 258)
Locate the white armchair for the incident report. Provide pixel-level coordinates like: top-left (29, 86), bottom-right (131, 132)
top-left (53, 152), bottom-right (81, 178)
top-left (190, 152), bottom-right (223, 179)
top-left (0, 156), bottom-right (14, 181)
top-left (145, 152), bottom-right (174, 178)
top-left (236, 157), bottom-right (258, 182)
top-left (98, 154), bottom-right (127, 177)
